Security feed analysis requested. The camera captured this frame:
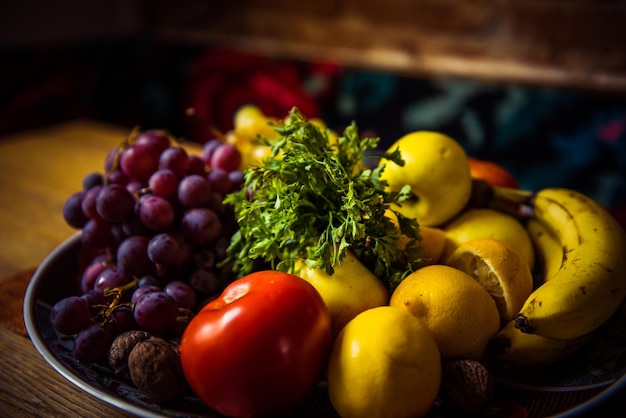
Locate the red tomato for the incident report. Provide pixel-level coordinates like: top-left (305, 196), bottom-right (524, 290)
top-left (468, 157), bottom-right (520, 189)
top-left (180, 270), bottom-right (333, 418)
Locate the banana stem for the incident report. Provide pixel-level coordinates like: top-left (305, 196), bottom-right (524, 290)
top-left (469, 180), bottom-right (535, 219)
top-left (492, 186), bottom-right (533, 205)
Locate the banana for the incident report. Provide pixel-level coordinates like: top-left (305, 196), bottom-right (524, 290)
top-left (525, 218), bottom-right (563, 283)
top-left (489, 319), bottom-right (590, 366)
top-left (514, 188), bottom-right (626, 340)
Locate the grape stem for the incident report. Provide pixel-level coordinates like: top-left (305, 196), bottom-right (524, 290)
top-left (185, 107), bottom-right (228, 142)
top-left (104, 126), bottom-right (141, 185)
top-left (93, 278), bottom-right (139, 326)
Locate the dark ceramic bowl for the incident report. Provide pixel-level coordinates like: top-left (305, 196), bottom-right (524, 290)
top-left (23, 234), bottom-right (626, 417)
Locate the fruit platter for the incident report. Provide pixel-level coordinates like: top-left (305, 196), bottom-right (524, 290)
top-left (24, 105), bottom-right (626, 418)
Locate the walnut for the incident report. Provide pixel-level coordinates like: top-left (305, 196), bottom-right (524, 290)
top-left (108, 330), bottom-right (152, 375)
top-left (439, 359), bottom-right (493, 417)
top-left (128, 337), bottom-right (186, 404)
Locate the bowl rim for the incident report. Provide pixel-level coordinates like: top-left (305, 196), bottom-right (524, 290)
top-left (23, 232), bottom-right (166, 418)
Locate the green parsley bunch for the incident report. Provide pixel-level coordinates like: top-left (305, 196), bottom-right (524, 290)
top-left (222, 107), bottom-right (422, 290)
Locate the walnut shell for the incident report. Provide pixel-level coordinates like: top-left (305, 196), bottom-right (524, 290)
top-left (439, 359), bottom-right (493, 417)
top-left (128, 337), bottom-right (186, 404)
top-left (108, 330), bottom-right (152, 375)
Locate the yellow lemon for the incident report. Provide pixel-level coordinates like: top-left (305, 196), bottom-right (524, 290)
top-left (230, 104), bottom-right (279, 168)
top-left (445, 238), bottom-right (534, 324)
top-left (386, 209), bottom-right (447, 267)
top-left (395, 226), bottom-right (447, 267)
top-left (378, 131), bottom-right (472, 227)
top-left (442, 208), bottom-right (535, 270)
top-left (390, 265), bottom-right (500, 360)
top-left (414, 226), bottom-right (447, 266)
top-left (233, 104), bottom-right (279, 137)
top-left (233, 104), bottom-right (265, 130)
top-left (294, 251), bottom-right (390, 337)
top-left (327, 306), bottom-right (441, 418)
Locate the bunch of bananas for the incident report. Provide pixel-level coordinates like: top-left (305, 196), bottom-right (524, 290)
top-left (491, 187), bottom-right (626, 365)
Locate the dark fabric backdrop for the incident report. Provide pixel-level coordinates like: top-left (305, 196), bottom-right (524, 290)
top-left (2, 38), bottom-right (625, 227)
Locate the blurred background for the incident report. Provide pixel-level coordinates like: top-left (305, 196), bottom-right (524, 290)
top-left (1, 0), bottom-right (626, 225)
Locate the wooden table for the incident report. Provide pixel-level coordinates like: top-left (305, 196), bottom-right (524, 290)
top-left (0, 120), bottom-right (135, 417)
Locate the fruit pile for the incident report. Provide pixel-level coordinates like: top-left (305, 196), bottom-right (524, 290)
top-left (51, 106), bottom-right (626, 418)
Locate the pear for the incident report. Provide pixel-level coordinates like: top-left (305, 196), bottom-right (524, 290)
top-left (379, 131), bottom-right (473, 227)
top-left (295, 251), bottom-right (390, 337)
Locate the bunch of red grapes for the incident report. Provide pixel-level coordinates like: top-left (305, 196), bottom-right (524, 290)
top-left (52, 129), bottom-right (244, 364)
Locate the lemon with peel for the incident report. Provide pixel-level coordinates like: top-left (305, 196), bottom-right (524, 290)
top-left (395, 226), bottom-right (447, 267)
top-left (390, 265), bottom-right (500, 360)
top-left (442, 208), bottom-right (535, 270)
top-left (412, 226), bottom-right (446, 267)
top-left (233, 104), bottom-right (279, 138)
top-left (378, 131), bottom-right (472, 227)
top-left (230, 104), bottom-right (279, 168)
top-left (386, 209), bottom-right (446, 267)
top-left (445, 238), bottom-right (534, 324)
top-left (327, 306), bottom-right (441, 418)
top-left (233, 104), bottom-right (264, 129)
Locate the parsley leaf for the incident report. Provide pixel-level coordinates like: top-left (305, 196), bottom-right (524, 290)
top-left (222, 107), bottom-right (422, 290)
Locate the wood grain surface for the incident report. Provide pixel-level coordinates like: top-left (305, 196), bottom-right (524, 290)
top-left (0, 326), bottom-right (133, 418)
top-left (0, 120), bottom-right (130, 281)
top-left (0, 121), bottom-right (135, 417)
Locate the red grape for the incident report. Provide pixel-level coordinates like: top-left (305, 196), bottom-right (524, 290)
top-left (188, 268), bottom-right (221, 296)
top-left (106, 305), bottom-right (136, 336)
top-left (228, 170), bottom-right (245, 192)
top-left (147, 233), bottom-right (180, 265)
top-left (107, 169), bottom-right (130, 186)
top-left (82, 172), bottom-right (104, 191)
top-left (94, 267), bottom-right (131, 293)
top-left (50, 296), bottom-right (93, 335)
top-left (187, 155), bottom-right (206, 176)
top-left (120, 144), bottom-right (160, 183)
top-left (139, 195), bottom-right (175, 230)
top-left (82, 185), bottom-right (105, 222)
top-left (96, 184), bottom-right (135, 223)
top-left (135, 130), bottom-right (171, 155)
top-left (181, 208), bottom-right (221, 246)
top-left (63, 191), bottom-right (89, 229)
top-left (138, 275), bottom-right (161, 288)
top-left (82, 220), bottom-right (117, 249)
top-left (80, 259), bottom-right (110, 293)
top-left (164, 280), bottom-right (196, 310)
top-left (210, 143), bottom-right (242, 172)
top-left (74, 324), bottom-right (113, 364)
top-left (178, 174), bottom-right (211, 208)
top-left (207, 168), bottom-right (231, 196)
top-left (149, 168), bottom-right (179, 199)
top-left (131, 285), bottom-right (161, 303)
top-left (159, 146), bottom-right (190, 177)
top-left (117, 235), bottom-right (153, 277)
top-left (104, 147), bottom-right (119, 172)
top-left (200, 138), bottom-right (222, 165)
top-left (134, 292), bottom-right (178, 334)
